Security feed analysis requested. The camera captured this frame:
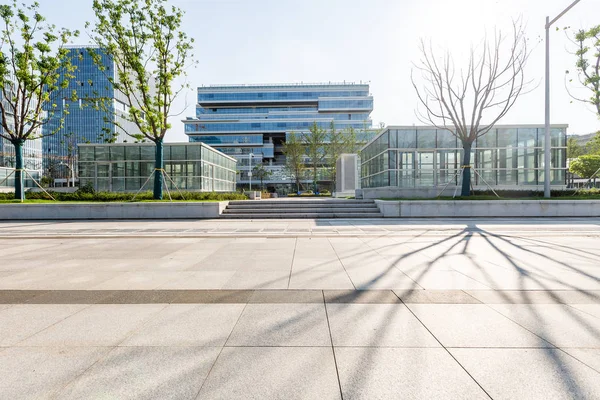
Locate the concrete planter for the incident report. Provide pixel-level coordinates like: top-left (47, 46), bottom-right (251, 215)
top-left (0, 201), bottom-right (229, 220)
top-left (375, 199), bottom-right (600, 218)
top-left (248, 191), bottom-right (261, 200)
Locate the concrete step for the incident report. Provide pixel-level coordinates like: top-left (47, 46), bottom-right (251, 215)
top-left (223, 207), bottom-right (380, 214)
top-left (226, 204), bottom-right (379, 210)
top-left (228, 200), bottom-right (374, 206)
top-left (220, 212), bottom-right (384, 219)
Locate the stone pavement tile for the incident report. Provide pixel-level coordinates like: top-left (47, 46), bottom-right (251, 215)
top-left (561, 349), bottom-right (600, 373)
top-left (407, 304), bottom-right (551, 348)
top-left (490, 304), bottom-right (600, 347)
top-left (0, 269), bottom-right (117, 290)
top-left (408, 270), bottom-right (493, 290)
top-left (57, 346), bottom-right (221, 400)
top-left (226, 304), bottom-right (330, 346)
top-left (395, 289), bottom-right (481, 304)
top-left (20, 304), bottom-right (165, 347)
top-left (90, 271), bottom-right (183, 290)
top-left (569, 304), bottom-right (600, 319)
top-left (173, 290), bottom-right (253, 304)
top-left (450, 348), bottom-right (600, 400)
top-left (324, 290), bottom-right (400, 304)
top-left (98, 290), bottom-right (180, 304)
top-left (223, 270), bottom-right (289, 289)
top-left (0, 346), bottom-right (110, 400)
top-left (0, 290), bottom-right (48, 304)
top-left (197, 347), bottom-right (341, 400)
top-left (25, 290), bottom-right (117, 304)
top-left (158, 271), bottom-right (237, 290)
top-left (291, 258), bottom-right (344, 272)
top-left (122, 304), bottom-right (245, 347)
top-left (466, 290), bottom-right (600, 304)
top-left (0, 304), bottom-right (87, 346)
top-left (347, 267), bottom-right (418, 290)
top-left (335, 347), bottom-right (488, 399)
top-left (249, 290), bottom-right (323, 304)
top-left (288, 270), bottom-right (355, 290)
top-left (327, 304), bottom-right (439, 347)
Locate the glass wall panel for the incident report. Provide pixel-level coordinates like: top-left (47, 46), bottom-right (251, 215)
top-left (417, 130), bottom-right (436, 148)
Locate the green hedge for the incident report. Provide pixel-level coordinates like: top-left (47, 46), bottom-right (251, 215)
top-left (0, 190), bottom-right (247, 202)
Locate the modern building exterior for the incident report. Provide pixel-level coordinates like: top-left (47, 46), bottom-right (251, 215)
top-left (183, 82), bottom-right (375, 190)
top-left (0, 138), bottom-right (42, 189)
top-left (43, 46), bottom-right (142, 181)
top-left (360, 125), bottom-right (568, 198)
top-left (78, 142), bottom-right (237, 192)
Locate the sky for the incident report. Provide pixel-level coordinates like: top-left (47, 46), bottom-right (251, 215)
top-left (37, 0), bottom-right (600, 142)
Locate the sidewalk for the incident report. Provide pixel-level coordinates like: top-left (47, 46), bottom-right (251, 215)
top-left (0, 218), bottom-right (599, 399)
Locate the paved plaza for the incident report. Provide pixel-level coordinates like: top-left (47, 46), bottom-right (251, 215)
top-left (0, 218), bottom-right (599, 399)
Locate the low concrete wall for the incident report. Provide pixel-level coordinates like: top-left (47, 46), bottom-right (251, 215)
top-left (0, 201), bottom-right (229, 220)
top-left (375, 200), bottom-right (600, 218)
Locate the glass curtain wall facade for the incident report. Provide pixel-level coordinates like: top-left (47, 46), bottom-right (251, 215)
top-left (43, 46), bottom-right (141, 182)
top-left (361, 125), bottom-right (567, 190)
top-left (183, 82), bottom-right (374, 190)
top-left (79, 143), bottom-right (237, 192)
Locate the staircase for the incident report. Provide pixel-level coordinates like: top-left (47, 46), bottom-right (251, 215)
top-left (221, 199), bottom-right (383, 219)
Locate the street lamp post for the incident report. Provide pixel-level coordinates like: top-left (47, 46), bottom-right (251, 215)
top-left (248, 153), bottom-right (254, 192)
top-left (544, 0), bottom-right (582, 198)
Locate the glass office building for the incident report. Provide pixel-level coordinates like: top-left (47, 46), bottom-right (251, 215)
top-left (360, 125), bottom-right (567, 196)
top-left (183, 82), bottom-right (375, 189)
top-left (43, 46), bottom-right (141, 181)
top-left (78, 142), bottom-right (237, 192)
top-left (0, 137), bottom-right (42, 189)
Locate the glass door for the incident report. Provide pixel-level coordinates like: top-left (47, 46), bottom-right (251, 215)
top-left (417, 151), bottom-right (435, 186)
top-left (96, 163), bottom-right (111, 191)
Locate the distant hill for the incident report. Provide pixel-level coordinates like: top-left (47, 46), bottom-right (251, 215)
top-left (568, 132), bottom-right (597, 146)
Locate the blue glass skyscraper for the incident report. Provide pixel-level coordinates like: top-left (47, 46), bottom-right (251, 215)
top-left (42, 46), bottom-right (140, 181)
top-left (183, 82), bottom-right (374, 189)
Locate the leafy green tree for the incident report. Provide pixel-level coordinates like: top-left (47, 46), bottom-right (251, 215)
top-left (0, 1), bottom-right (78, 200)
top-left (282, 131), bottom-right (304, 193)
top-left (303, 122), bottom-right (327, 192)
top-left (585, 131), bottom-right (600, 155)
top-left (567, 136), bottom-right (585, 159)
top-left (569, 155), bottom-right (600, 185)
top-left (87, 0), bottom-right (194, 200)
top-left (252, 163), bottom-right (272, 190)
top-left (412, 20), bottom-right (531, 196)
top-left (566, 25), bottom-right (600, 117)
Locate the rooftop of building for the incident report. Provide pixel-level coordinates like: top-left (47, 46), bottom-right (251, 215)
top-left (197, 82), bottom-right (370, 92)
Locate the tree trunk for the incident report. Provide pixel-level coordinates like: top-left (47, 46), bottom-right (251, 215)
top-left (461, 141), bottom-right (473, 197)
top-left (153, 138), bottom-right (164, 200)
top-left (313, 167), bottom-right (317, 192)
top-left (13, 140), bottom-right (25, 201)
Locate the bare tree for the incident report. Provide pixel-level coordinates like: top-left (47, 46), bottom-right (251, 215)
top-left (412, 20), bottom-right (531, 196)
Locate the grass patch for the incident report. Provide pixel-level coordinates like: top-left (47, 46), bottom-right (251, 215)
top-left (377, 188), bottom-right (600, 201)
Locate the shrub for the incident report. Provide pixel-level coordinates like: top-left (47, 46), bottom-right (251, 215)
top-left (0, 191), bottom-right (246, 202)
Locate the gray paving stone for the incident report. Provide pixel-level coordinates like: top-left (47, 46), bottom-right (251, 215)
top-left (25, 290), bottom-right (116, 304)
top-left (327, 304), bottom-right (439, 347)
top-left (561, 348), bottom-right (600, 373)
top-left (197, 347), bottom-right (341, 400)
top-left (324, 290), bottom-right (401, 304)
top-left (0, 346), bottom-right (110, 400)
top-left (569, 304), bottom-right (600, 319)
top-left (20, 304), bottom-right (165, 346)
top-left (173, 290), bottom-right (253, 304)
top-left (466, 290), bottom-right (600, 304)
top-left (490, 304), bottom-right (600, 347)
top-left (226, 304), bottom-right (330, 346)
top-left (97, 290), bottom-right (180, 304)
top-left (0, 290), bottom-right (48, 304)
top-left (396, 289), bottom-right (482, 304)
top-left (335, 347), bottom-right (488, 399)
top-left (122, 304), bottom-right (244, 346)
top-left (58, 346), bottom-right (221, 400)
top-left (249, 290), bottom-right (323, 303)
top-left (450, 348), bottom-right (600, 400)
top-left (0, 304), bottom-right (87, 346)
top-left (408, 304), bottom-right (551, 347)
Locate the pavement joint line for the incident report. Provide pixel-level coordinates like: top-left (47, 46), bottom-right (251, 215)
top-left (400, 299), bottom-right (494, 399)
top-left (322, 290), bottom-right (345, 400)
top-left (196, 301), bottom-right (250, 399)
top-left (328, 237), bottom-right (356, 291)
top-left (286, 238), bottom-right (298, 290)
